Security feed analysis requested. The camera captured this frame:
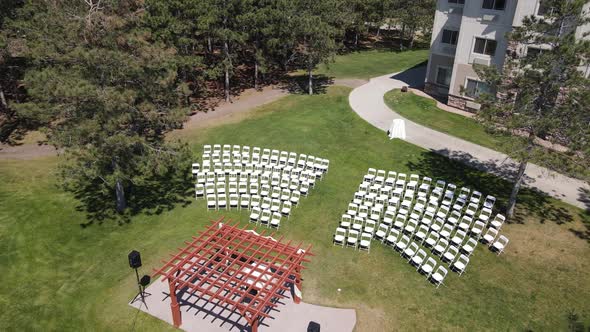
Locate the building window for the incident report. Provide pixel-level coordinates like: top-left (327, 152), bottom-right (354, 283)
top-left (448, 0), bottom-right (465, 4)
top-left (473, 38), bottom-right (497, 56)
top-left (442, 29), bottom-right (459, 45)
top-left (436, 67), bottom-right (452, 87)
top-left (526, 47), bottom-right (543, 59)
top-left (465, 79), bottom-right (492, 98)
top-left (482, 0), bottom-right (506, 10)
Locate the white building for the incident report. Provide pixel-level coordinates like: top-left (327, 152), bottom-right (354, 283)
top-left (424, 0), bottom-right (590, 111)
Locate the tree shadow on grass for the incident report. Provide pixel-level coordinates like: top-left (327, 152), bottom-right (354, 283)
top-left (406, 149), bottom-right (575, 226)
top-left (75, 168), bottom-right (193, 227)
top-left (278, 74), bottom-right (333, 95)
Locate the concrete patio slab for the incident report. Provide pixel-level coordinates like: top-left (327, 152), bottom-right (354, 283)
top-left (129, 278), bottom-right (356, 332)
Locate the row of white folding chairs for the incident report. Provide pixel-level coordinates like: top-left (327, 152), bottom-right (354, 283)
top-left (249, 207), bottom-right (289, 229)
top-left (196, 162), bottom-right (323, 182)
top-left (333, 229), bottom-right (372, 252)
top-left (343, 205), bottom-right (504, 251)
top-left (195, 166), bottom-right (321, 189)
top-left (202, 153), bottom-right (329, 173)
top-left (346, 192), bottom-right (505, 235)
top-left (357, 176), bottom-right (496, 216)
top-left (201, 145), bottom-right (329, 172)
top-left (197, 178), bottom-right (310, 197)
top-left (206, 193), bottom-right (299, 211)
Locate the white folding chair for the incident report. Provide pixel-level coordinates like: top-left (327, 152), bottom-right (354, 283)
top-left (424, 231), bottom-right (439, 248)
top-left (270, 186), bottom-right (281, 200)
top-left (260, 197), bottom-right (271, 210)
top-left (442, 245), bottom-right (459, 263)
top-left (483, 195), bottom-right (496, 209)
top-left (451, 229), bottom-right (467, 246)
top-left (270, 212), bottom-right (282, 229)
top-left (430, 265), bottom-right (448, 288)
top-left (385, 229), bottom-right (400, 247)
top-left (195, 183), bottom-right (205, 199)
top-left (207, 194), bottom-right (217, 210)
top-left (374, 223), bottom-right (390, 242)
top-left (419, 256), bottom-right (436, 276)
top-left (414, 224), bottom-right (429, 243)
top-left (410, 249), bottom-right (427, 267)
top-left (433, 237), bottom-right (449, 256)
top-left (452, 254), bottom-right (470, 276)
top-left (270, 199), bottom-right (281, 213)
top-left (440, 223), bottom-right (454, 239)
top-left (240, 194), bottom-right (250, 210)
top-left (260, 210), bottom-right (272, 226)
top-left (470, 220), bottom-right (485, 239)
top-left (395, 234), bottom-right (410, 252)
top-left (490, 214), bottom-right (506, 229)
top-left (359, 233), bottom-right (372, 252)
top-left (492, 235), bottom-right (509, 255)
top-left (250, 195), bottom-right (261, 209)
top-left (351, 217), bottom-right (364, 232)
top-left (346, 230), bottom-right (359, 249)
top-left (461, 237), bottom-right (478, 256)
top-left (457, 215), bottom-right (473, 232)
top-left (481, 227), bottom-right (498, 245)
top-left (229, 194), bottom-right (239, 209)
top-left (340, 214), bottom-right (352, 229)
top-left (333, 227), bottom-right (347, 247)
top-left (290, 191), bottom-right (301, 206)
top-left (217, 195), bottom-right (227, 209)
top-left (364, 219), bottom-right (376, 235)
top-left (403, 242), bottom-right (419, 258)
top-left (281, 201), bottom-right (292, 218)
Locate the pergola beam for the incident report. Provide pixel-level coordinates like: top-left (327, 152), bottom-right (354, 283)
top-left (152, 217), bottom-right (313, 331)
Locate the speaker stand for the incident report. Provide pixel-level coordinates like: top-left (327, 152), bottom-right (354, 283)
top-left (130, 268), bottom-right (151, 308)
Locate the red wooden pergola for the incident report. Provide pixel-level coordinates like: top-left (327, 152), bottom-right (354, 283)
top-left (152, 217), bottom-right (313, 332)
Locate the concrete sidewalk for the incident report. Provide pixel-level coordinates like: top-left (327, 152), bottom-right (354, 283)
top-left (348, 66), bottom-right (590, 210)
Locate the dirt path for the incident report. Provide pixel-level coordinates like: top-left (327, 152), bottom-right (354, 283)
top-left (0, 78), bottom-right (367, 160)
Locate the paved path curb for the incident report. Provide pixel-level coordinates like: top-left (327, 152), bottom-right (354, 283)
top-left (348, 66), bottom-right (590, 210)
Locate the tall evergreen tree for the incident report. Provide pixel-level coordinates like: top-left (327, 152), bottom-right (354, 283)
top-left (475, 0), bottom-right (590, 217)
top-left (292, 0), bottom-right (344, 95)
top-left (4, 0), bottom-right (192, 214)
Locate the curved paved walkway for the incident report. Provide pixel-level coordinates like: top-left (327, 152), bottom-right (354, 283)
top-left (349, 66), bottom-right (590, 210)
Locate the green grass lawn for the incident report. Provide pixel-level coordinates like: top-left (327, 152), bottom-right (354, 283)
top-left (312, 49), bottom-right (429, 80)
top-left (1, 86), bottom-right (589, 331)
top-left (384, 90), bottom-right (590, 181)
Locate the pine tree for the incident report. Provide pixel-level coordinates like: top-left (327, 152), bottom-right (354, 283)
top-left (5, 0), bottom-right (192, 214)
top-left (475, 0), bottom-right (590, 217)
top-left (292, 0), bottom-right (345, 95)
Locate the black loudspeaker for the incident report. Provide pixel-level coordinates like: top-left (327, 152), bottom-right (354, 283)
top-left (307, 321), bottom-right (320, 332)
top-left (128, 250), bottom-right (142, 269)
top-left (140, 275), bottom-right (151, 287)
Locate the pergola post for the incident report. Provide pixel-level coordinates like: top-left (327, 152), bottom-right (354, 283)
top-left (251, 316), bottom-right (259, 332)
top-left (168, 278), bottom-right (182, 327)
top-left (293, 266), bottom-right (302, 304)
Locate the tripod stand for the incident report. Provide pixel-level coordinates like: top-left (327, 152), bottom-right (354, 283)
top-left (130, 268), bottom-right (152, 308)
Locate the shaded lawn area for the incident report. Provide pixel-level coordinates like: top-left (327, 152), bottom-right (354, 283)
top-left (313, 49), bottom-right (429, 80)
top-left (383, 89), bottom-right (590, 181)
top-left (0, 87), bottom-right (589, 331)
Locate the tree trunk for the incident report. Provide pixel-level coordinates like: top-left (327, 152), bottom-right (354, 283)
top-left (400, 24), bottom-right (406, 50)
top-left (207, 37), bottom-right (212, 53)
top-left (115, 178), bottom-right (127, 213)
top-left (376, 26), bottom-right (381, 37)
top-left (0, 83), bottom-right (7, 109)
top-left (506, 159), bottom-right (528, 218)
top-left (409, 27), bottom-right (415, 49)
top-left (308, 67), bottom-right (313, 95)
top-left (224, 41), bottom-right (230, 102)
top-left (354, 32), bottom-right (359, 49)
top-left (224, 67), bottom-right (230, 102)
top-left (254, 60), bottom-right (259, 90)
